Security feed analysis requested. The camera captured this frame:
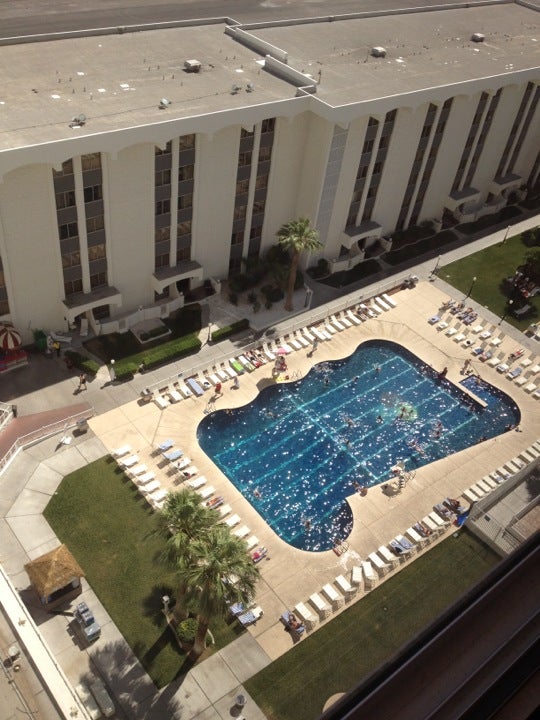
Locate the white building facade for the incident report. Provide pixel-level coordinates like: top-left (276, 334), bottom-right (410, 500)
top-left (0, 1), bottom-right (539, 341)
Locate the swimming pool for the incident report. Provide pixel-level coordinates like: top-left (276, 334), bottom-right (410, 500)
top-left (198, 340), bottom-right (520, 552)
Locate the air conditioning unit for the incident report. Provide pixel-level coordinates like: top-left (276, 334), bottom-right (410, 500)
top-left (184, 59), bottom-right (201, 73)
top-left (471, 33), bottom-right (485, 43)
top-left (370, 46), bottom-right (387, 58)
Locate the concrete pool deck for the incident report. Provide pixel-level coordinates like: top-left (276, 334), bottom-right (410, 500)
top-left (87, 280), bottom-right (539, 663)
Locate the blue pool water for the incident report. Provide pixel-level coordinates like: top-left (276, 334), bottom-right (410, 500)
top-left (198, 340), bottom-right (520, 552)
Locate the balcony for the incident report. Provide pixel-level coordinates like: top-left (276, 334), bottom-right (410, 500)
top-left (445, 187), bottom-right (481, 213)
top-left (62, 285), bottom-right (122, 323)
top-left (151, 260), bottom-right (203, 295)
top-left (489, 173), bottom-right (522, 197)
top-left (341, 220), bottom-right (382, 250)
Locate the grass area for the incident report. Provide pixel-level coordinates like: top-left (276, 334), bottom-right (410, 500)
top-left (245, 531), bottom-right (499, 720)
top-left (440, 234), bottom-right (539, 331)
top-left (44, 457), bottom-right (243, 688)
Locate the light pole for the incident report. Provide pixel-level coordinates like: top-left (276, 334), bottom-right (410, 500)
top-left (498, 299), bottom-right (513, 325)
top-left (465, 276), bottom-right (477, 300)
top-left (501, 225), bottom-right (511, 245)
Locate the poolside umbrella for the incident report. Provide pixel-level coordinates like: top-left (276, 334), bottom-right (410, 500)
top-left (0, 325), bottom-right (22, 350)
top-left (276, 347), bottom-right (288, 355)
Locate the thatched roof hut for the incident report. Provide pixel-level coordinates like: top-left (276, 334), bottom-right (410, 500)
top-left (25, 544), bottom-right (84, 609)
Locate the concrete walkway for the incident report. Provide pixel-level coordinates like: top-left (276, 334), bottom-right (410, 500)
top-left (0, 213), bottom-right (538, 719)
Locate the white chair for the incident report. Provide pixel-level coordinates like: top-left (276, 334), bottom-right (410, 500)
top-left (218, 504), bottom-right (232, 518)
top-left (377, 545), bottom-right (400, 569)
top-left (139, 479), bottom-right (161, 494)
top-left (382, 292), bottom-right (397, 308)
top-left (179, 384), bottom-right (193, 399)
top-left (112, 444), bottom-right (131, 458)
top-left (374, 296), bottom-right (390, 311)
top-left (246, 535), bottom-right (259, 550)
top-left (168, 386), bottom-right (182, 403)
top-left (225, 513), bottom-right (240, 528)
top-left (322, 583), bottom-right (343, 609)
top-left (405, 527), bottom-right (428, 549)
top-left (361, 561), bottom-right (377, 589)
top-left (295, 602), bottom-right (317, 630)
top-left (347, 309), bottom-right (362, 325)
top-left (135, 472), bottom-right (156, 486)
top-left (351, 565), bottom-right (363, 588)
top-left (335, 574), bottom-right (356, 598)
top-left (330, 315), bottom-right (345, 331)
top-left (309, 592), bottom-right (331, 619)
top-left (119, 454), bottom-right (139, 468)
top-left (127, 463), bottom-right (148, 477)
top-left (233, 525), bottom-right (250, 539)
top-left (368, 552), bottom-right (391, 577)
top-left (198, 485), bottom-right (215, 499)
top-left (187, 476), bottom-right (206, 489)
top-left (154, 394), bottom-right (169, 410)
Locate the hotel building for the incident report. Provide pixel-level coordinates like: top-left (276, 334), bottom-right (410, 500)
top-left (0, 0), bottom-right (539, 341)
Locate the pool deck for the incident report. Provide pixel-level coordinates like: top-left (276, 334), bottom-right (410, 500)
top-left (88, 280), bottom-right (539, 661)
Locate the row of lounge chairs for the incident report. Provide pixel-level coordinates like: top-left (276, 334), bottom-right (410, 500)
top-left (461, 441), bottom-right (540, 503)
top-left (289, 505), bottom-right (453, 634)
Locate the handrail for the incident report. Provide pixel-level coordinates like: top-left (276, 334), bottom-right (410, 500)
top-left (0, 408), bottom-right (94, 477)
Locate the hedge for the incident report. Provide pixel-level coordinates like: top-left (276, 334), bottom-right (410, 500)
top-left (114, 334), bottom-right (201, 376)
top-left (384, 230), bottom-right (458, 266)
top-left (211, 319), bottom-right (250, 343)
top-left (64, 350), bottom-right (100, 376)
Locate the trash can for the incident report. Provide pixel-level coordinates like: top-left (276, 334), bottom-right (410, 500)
top-left (76, 418), bottom-right (88, 432)
top-left (11, 404), bottom-right (17, 418)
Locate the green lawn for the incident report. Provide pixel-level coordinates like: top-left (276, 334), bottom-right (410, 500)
top-left (44, 457), bottom-right (242, 687)
top-left (245, 531), bottom-right (499, 720)
top-left (440, 233), bottom-right (539, 331)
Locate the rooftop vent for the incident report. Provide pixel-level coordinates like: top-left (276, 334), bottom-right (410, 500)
top-left (184, 59), bottom-right (201, 73)
top-left (246, 82), bottom-right (255, 92)
top-left (370, 46), bottom-right (387, 58)
top-left (471, 33), bottom-right (485, 43)
top-left (231, 84), bottom-right (242, 95)
top-left (69, 113), bottom-right (86, 128)
top-left (159, 98), bottom-right (171, 109)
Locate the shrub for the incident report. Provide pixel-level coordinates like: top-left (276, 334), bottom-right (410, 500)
top-left (247, 291), bottom-right (258, 304)
top-left (176, 618), bottom-right (197, 645)
top-left (63, 350), bottom-right (100, 376)
top-left (253, 300), bottom-right (261, 313)
top-left (228, 274), bottom-right (251, 293)
top-left (228, 292), bottom-right (239, 306)
top-left (211, 319), bottom-right (250, 342)
top-left (113, 335), bottom-right (201, 377)
top-left (261, 285), bottom-right (284, 303)
top-left (265, 244), bottom-right (289, 265)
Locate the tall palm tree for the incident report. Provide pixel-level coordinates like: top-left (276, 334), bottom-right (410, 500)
top-left (159, 489), bottom-right (218, 622)
top-left (177, 524), bottom-right (260, 661)
top-left (277, 217), bottom-right (322, 311)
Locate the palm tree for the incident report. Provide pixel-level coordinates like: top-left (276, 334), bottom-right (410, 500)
top-left (159, 489), bottom-right (218, 622)
top-left (177, 524), bottom-right (260, 661)
top-left (277, 217), bottom-right (322, 311)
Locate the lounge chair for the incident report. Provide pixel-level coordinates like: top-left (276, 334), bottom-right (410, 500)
top-left (79, 318), bottom-right (89, 337)
top-left (186, 378), bottom-right (204, 396)
top-left (524, 383), bottom-right (537, 393)
top-left (245, 535), bottom-right (259, 550)
top-left (361, 561), bottom-right (377, 589)
top-left (262, 343), bottom-right (276, 360)
top-left (374, 296), bottom-right (390, 311)
top-left (428, 511), bottom-right (450, 527)
top-left (238, 355), bottom-right (256, 371)
top-left (382, 292), bottom-right (397, 308)
top-left (367, 551), bottom-right (391, 576)
top-left (338, 312), bottom-right (353, 328)
top-left (120, 454), bottom-right (139, 467)
top-left (405, 526), bottom-right (429, 549)
top-left (176, 456), bottom-right (192, 471)
top-left (350, 565), bottom-right (363, 588)
top-left (135, 471), bottom-right (156, 486)
top-left (507, 367), bottom-right (522, 379)
top-left (496, 363), bottom-right (510, 373)
top-left (238, 606), bottom-right (263, 626)
top-left (168, 386), bottom-right (183, 403)
top-left (347, 309), bottom-right (362, 325)
top-left (163, 448), bottom-right (183, 462)
top-left (487, 354), bottom-right (502, 366)
top-left (251, 546), bottom-right (267, 562)
top-left (287, 335), bottom-right (303, 351)
top-left (329, 315), bottom-right (345, 331)
top-left (139, 479), bottom-right (161, 495)
top-left (233, 524), bottom-right (250, 539)
top-left (218, 504), bottom-right (232, 518)
top-left (377, 545), bottom-right (400, 568)
top-left (471, 325), bottom-right (484, 334)
top-left (389, 538), bottom-right (413, 557)
top-left (187, 475), bottom-right (206, 489)
top-left (453, 332), bottom-right (466, 343)
top-left (206, 495), bottom-right (224, 510)
top-left (295, 331), bottom-right (311, 346)
top-left (335, 574), bottom-right (356, 598)
top-left (112, 444), bottom-right (131, 457)
top-left (180, 465), bottom-right (199, 479)
top-left (224, 513), bottom-right (240, 528)
top-left (309, 592), bottom-right (331, 618)
top-left (479, 330), bottom-right (492, 340)
top-left (303, 328), bottom-right (317, 343)
top-left (157, 439), bottom-right (174, 452)
top-left (396, 534), bottom-right (416, 553)
top-left (490, 337), bottom-right (502, 347)
top-left (149, 488), bottom-right (168, 507)
top-left (445, 327), bottom-right (457, 337)
top-left (479, 351), bottom-right (492, 362)
top-left (294, 602), bottom-right (317, 630)
top-left (197, 485), bottom-right (215, 499)
top-left (179, 384), bottom-right (193, 399)
top-left (322, 583), bottom-right (344, 609)
top-left (428, 315), bottom-right (440, 325)
top-left (369, 300), bottom-right (384, 315)
top-left (281, 611), bottom-right (305, 634)
top-left (127, 463), bottom-right (148, 477)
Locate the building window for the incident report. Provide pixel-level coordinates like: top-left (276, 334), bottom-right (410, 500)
top-left (155, 253), bottom-right (170, 268)
top-left (92, 304), bottom-right (110, 320)
top-left (88, 243), bottom-right (106, 261)
top-left (81, 153), bottom-right (101, 171)
top-left (155, 169), bottom-right (171, 186)
top-left (61, 251), bottom-right (81, 268)
top-left (155, 142), bottom-right (172, 155)
top-left (83, 185), bottom-right (102, 203)
top-left (178, 164), bottom-right (194, 182)
top-left (241, 128), bottom-right (254, 138)
top-left (238, 151), bottom-right (252, 167)
top-left (368, 117), bottom-right (379, 128)
top-left (228, 257), bottom-right (242, 275)
top-left (59, 222), bottom-right (79, 240)
top-left (258, 146), bottom-right (272, 162)
top-left (234, 205), bottom-right (247, 220)
top-left (179, 134), bottom-right (195, 150)
top-left (236, 178), bottom-right (250, 194)
top-left (155, 199), bottom-right (171, 215)
top-left (178, 194), bottom-right (193, 210)
top-left (176, 246), bottom-right (191, 263)
top-left (53, 159), bottom-right (74, 177)
top-left (0, 299), bottom-right (9, 315)
top-left (64, 278), bottom-right (83, 296)
top-left (261, 118), bottom-right (275, 133)
top-left (86, 215), bottom-right (105, 233)
top-left (362, 139), bottom-right (374, 155)
top-left (231, 231), bottom-right (244, 246)
top-left (55, 190), bottom-right (76, 209)
top-left (155, 226), bottom-right (170, 243)
top-left (255, 174), bottom-right (268, 190)
top-left (90, 271), bottom-right (107, 289)
top-left (177, 221), bottom-right (191, 237)
top-left (252, 200), bottom-right (265, 214)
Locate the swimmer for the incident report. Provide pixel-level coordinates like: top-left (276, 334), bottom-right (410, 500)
top-left (376, 415), bottom-right (383, 424)
top-left (346, 417), bottom-right (354, 427)
top-left (352, 376), bottom-right (359, 384)
top-left (324, 377), bottom-right (330, 385)
top-left (374, 366), bottom-right (381, 374)
top-left (304, 519), bottom-right (311, 531)
top-left (253, 488), bottom-right (262, 499)
top-left (344, 438), bottom-right (351, 447)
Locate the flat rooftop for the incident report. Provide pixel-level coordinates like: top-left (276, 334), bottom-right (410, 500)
top-left (250, 2), bottom-right (540, 106)
top-left (0, 2), bottom-right (539, 152)
top-left (0, 22), bottom-right (292, 151)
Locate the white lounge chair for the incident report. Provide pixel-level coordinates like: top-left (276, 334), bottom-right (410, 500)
top-left (490, 337), bottom-right (502, 347)
top-left (303, 328), bottom-right (317, 343)
top-left (135, 472), bottom-right (156, 486)
top-left (120, 454), bottom-right (139, 467)
top-left (374, 296), bottom-right (390, 311)
top-left (295, 331), bottom-right (310, 347)
top-left (128, 463), bottom-right (148, 477)
top-left (225, 513), bottom-right (240, 528)
top-left (218, 504), bottom-right (232, 518)
top-left (322, 583), bottom-right (343, 609)
top-left (361, 561), bottom-right (377, 589)
top-left (187, 475), bottom-right (206, 489)
top-left (233, 525), bottom-right (250, 539)
top-left (294, 602), bottom-right (317, 630)
top-left (309, 592), bottom-right (331, 618)
top-left (377, 545), bottom-right (400, 568)
top-left (338, 312), bottom-right (353, 328)
top-left (139, 479), bottom-right (161, 494)
top-left (445, 327), bottom-right (457, 337)
top-left (382, 292), bottom-right (397, 308)
top-left (330, 315), bottom-right (345, 331)
top-left (368, 551), bottom-right (391, 576)
top-left (112, 444), bottom-right (131, 458)
top-left (179, 384), bottom-right (193, 399)
top-left (347, 309), bottom-right (362, 325)
top-left (245, 535), bottom-right (259, 550)
top-left (453, 333), bottom-right (466, 343)
top-left (351, 565), bottom-right (363, 588)
top-left (405, 527), bottom-right (428, 549)
top-left (197, 485), bottom-right (215, 499)
top-left (335, 574), bottom-right (356, 598)
top-left (168, 386), bottom-right (182, 403)
top-left (154, 394), bottom-right (169, 410)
